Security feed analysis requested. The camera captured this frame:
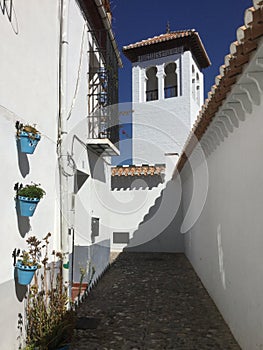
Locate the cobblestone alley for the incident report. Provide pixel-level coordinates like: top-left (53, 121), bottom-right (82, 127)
top-left (72, 253), bottom-right (240, 350)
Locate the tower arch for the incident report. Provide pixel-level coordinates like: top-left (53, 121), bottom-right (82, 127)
top-left (164, 62), bottom-right (178, 98)
top-left (146, 66), bottom-right (158, 101)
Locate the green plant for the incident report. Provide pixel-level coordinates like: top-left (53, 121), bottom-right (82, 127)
top-left (78, 267), bottom-right (86, 300)
top-left (17, 183), bottom-right (46, 199)
top-left (24, 233), bottom-right (75, 350)
top-left (19, 236), bottom-right (42, 268)
top-left (16, 121), bottom-right (40, 139)
top-left (77, 262), bottom-right (96, 303)
top-left (20, 252), bottom-right (38, 268)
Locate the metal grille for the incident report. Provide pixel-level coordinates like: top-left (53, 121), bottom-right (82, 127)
top-left (88, 29), bottom-right (119, 146)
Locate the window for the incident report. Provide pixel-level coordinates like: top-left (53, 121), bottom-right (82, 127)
top-left (164, 62), bottom-right (178, 98)
top-left (113, 232), bottom-right (130, 244)
top-left (146, 66), bottom-right (158, 101)
top-left (91, 217), bottom-right (99, 243)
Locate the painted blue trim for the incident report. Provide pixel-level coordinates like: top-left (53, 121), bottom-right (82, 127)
top-left (15, 261), bottom-right (37, 285)
top-left (98, 91), bottom-right (107, 105)
top-left (17, 131), bottom-right (41, 154)
top-left (17, 196), bottom-right (40, 217)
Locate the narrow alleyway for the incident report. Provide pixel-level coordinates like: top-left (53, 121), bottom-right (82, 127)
top-left (72, 253), bottom-right (240, 350)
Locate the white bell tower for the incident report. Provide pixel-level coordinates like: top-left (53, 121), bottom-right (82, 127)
top-left (123, 29), bottom-right (210, 164)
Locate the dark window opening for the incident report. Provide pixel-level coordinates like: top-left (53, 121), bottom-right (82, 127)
top-left (164, 62), bottom-right (178, 99)
top-left (113, 232), bottom-right (129, 244)
top-left (91, 217), bottom-right (99, 243)
top-left (146, 66), bottom-right (158, 101)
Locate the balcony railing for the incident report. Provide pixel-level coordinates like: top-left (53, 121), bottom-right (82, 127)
top-left (164, 85), bottom-right (178, 99)
top-left (146, 89), bottom-right (158, 102)
top-left (87, 27), bottom-right (119, 148)
top-left (87, 112), bottom-right (120, 156)
top-left (88, 106), bottom-right (119, 143)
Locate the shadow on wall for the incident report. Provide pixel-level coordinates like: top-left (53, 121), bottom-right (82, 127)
top-left (14, 268), bottom-right (27, 302)
top-left (88, 150), bottom-right (106, 183)
top-left (125, 104), bottom-right (245, 253)
top-left (111, 174), bottom-right (164, 190)
top-left (16, 140), bottom-right (30, 178)
top-left (199, 96), bottom-right (253, 158)
top-left (15, 203), bottom-right (31, 237)
top-left (124, 85), bottom-right (258, 252)
top-left (124, 179), bottom-right (184, 253)
top-left (70, 239), bottom-right (110, 285)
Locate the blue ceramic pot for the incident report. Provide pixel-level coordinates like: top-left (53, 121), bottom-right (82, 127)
top-left (16, 261), bottom-right (37, 285)
top-left (17, 196), bottom-right (40, 217)
top-left (18, 131), bottom-right (41, 154)
top-left (97, 67), bottom-right (107, 82)
top-left (98, 91), bottom-right (107, 105)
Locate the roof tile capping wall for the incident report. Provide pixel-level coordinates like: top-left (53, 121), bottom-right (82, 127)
top-left (176, 0), bottom-right (263, 174)
top-left (111, 165), bottom-right (166, 177)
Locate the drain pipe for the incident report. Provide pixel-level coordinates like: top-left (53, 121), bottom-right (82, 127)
top-left (58, 0), bottom-right (70, 284)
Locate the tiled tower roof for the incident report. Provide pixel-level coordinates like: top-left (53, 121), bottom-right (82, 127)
top-left (123, 29), bottom-right (211, 69)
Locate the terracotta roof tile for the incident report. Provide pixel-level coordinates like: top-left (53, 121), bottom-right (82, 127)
top-left (123, 30), bottom-right (196, 50)
top-left (111, 165), bottom-right (165, 177)
top-left (122, 29), bottom-right (211, 69)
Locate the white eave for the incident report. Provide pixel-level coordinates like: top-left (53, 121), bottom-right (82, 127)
top-left (87, 138), bottom-right (120, 157)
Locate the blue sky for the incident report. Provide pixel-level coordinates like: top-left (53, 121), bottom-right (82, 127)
top-left (112, 0), bottom-right (252, 102)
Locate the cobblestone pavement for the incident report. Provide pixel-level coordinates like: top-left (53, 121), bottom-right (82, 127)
top-left (72, 253), bottom-right (240, 350)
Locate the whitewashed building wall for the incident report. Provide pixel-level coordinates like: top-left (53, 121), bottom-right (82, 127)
top-left (110, 154), bottom-right (184, 252)
top-left (180, 39), bottom-right (263, 350)
top-left (132, 51), bottom-right (204, 164)
top-left (0, 2), bottom-right (60, 348)
top-left (0, 1), bottom-right (119, 348)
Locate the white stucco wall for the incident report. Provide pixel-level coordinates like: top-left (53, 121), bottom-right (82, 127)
top-left (190, 56), bottom-right (204, 125)
top-left (132, 51), bottom-right (203, 164)
top-left (59, 0), bottom-right (113, 284)
top-left (0, 1), bottom-right (60, 348)
top-left (0, 1), bottom-right (117, 347)
top-left (180, 40), bottom-right (263, 350)
top-left (125, 177), bottom-right (184, 253)
top-left (110, 181), bottom-right (165, 251)
top-left (110, 154), bottom-right (184, 253)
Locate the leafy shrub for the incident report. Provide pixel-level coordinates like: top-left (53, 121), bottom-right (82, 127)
top-left (17, 183), bottom-right (46, 199)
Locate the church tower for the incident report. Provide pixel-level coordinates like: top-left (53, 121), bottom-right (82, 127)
top-left (123, 29), bottom-right (210, 164)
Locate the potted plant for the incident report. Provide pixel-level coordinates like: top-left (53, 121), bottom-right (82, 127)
top-left (24, 233), bottom-right (75, 350)
top-left (16, 121), bottom-right (41, 154)
top-left (97, 91), bottom-right (107, 105)
top-left (97, 67), bottom-right (108, 89)
top-left (15, 236), bottom-right (41, 286)
top-left (15, 183), bottom-right (46, 217)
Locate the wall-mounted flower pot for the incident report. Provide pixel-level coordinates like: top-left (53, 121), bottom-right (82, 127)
top-left (17, 196), bottom-right (40, 217)
top-left (18, 131), bottom-right (41, 154)
top-left (15, 261), bottom-right (37, 285)
top-left (98, 91), bottom-right (107, 105)
top-left (97, 67), bottom-right (107, 89)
